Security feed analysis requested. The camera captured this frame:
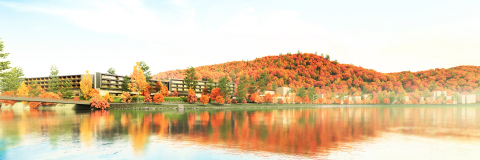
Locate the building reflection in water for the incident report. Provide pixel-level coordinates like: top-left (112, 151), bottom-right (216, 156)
top-left (1, 107), bottom-right (480, 157)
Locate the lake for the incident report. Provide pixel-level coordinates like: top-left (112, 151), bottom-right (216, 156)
top-left (1, 105), bottom-right (480, 159)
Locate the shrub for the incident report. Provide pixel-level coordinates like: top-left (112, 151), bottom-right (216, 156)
top-left (121, 93), bottom-right (132, 103)
top-left (29, 102), bottom-right (42, 109)
top-left (211, 88), bottom-right (220, 101)
top-left (279, 99), bottom-right (284, 104)
top-left (200, 94), bottom-right (209, 105)
top-left (383, 98), bottom-right (390, 104)
top-left (172, 90), bottom-right (178, 97)
top-left (216, 95), bottom-right (224, 104)
top-left (74, 96), bottom-right (80, 101)
top-left (295, 96), bottom-right (302, 104)
top-left (188, 89), bottom-right (197, 103)
top-left (91, 96), bottom-right (110, 110)
top-left (232, 98), bottom-right (237, 104)
top-left (344, 99), bottom-right (349, 104)
top-left (164, 97), bottom-right (183, 102)
top-left (225, 95), bottom-right (231, 104)
top-left (132, 96), bottom-right (145, 102)
top-left (103, 92), bottom-right (114, 103)
top-left (153, 93), bottom-right (164, 103)
top-left (243, 99), bottom-right (247, 104)
top-left (0, 91), bottom-right (17, 106)
top-left (144, 94), bottom-right (152, 103)
top-left (255, 95), bottom-right (263, 104)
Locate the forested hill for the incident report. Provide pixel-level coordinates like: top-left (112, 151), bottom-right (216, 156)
top-left (153, 53), bottom-right (480, 95)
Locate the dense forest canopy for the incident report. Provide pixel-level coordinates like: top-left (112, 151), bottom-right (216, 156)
top-left (153, 53), bottom-right (480, 98)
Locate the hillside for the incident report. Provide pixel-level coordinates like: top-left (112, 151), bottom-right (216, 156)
top-left (153, 53), bottom-right (480, 98)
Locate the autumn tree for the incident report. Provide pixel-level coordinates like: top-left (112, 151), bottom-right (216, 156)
top-left (264, 93), bottom-right (273, 103)
top-left (235, 75), bottom-right (248, 103)
top-left (155, 81), bottom-right (163, 93)
top-left (153, 93), bottom-right (164, 103)
top-left (128, 62), bottom-right (149, 102)
top-left (216, 95), bottom-right (224, 104)
top-left (188, 88), bottom-right (197, 103)
top-left (211, 88), bottom-right (221, 101)
top-left (103, 92), bottom-right (114, 103)
top-left (184, 66), bottom-right (198, 90)
top-left (172, 90), bottom-right (178, 97)
top-left (27, 80), bottom-right (43, 97)
top-left (0, 67), bottom-right (24, 92)
top-left (307, 87), bottom-right (316, 101)
top-left (383, 98), bottom-right (390, 104)
top-left (107, 67), bottom-right (116, 75)
top-left (200, 94), bottom-right (209, 105)
top-left (272, 81), bottom-right (277, 92)
top-left (80, 70), bottom-right (93, 99)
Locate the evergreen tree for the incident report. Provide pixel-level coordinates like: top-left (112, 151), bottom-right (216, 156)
top-left (27, 80), bottom-right (42, 97)
top-left (139, 61), bottom-right (152, 80)
top-left (325, 54), bottom-right (330, 61)
top-left (48, 65), bottom-right (62, 93)
top-left (307, 87), bottom-right (316, 100)
top-left (248, 77), bottom-right (257, 94)
top-left (257, 71), bottom-right (270, 93)
top-left (107, 67), bottom-right (116, 75)
top-left (0, 38), bottom-right (11, 75)
top-left (121, 75), bottom-right (131, 92)
top-left (206, 78), bottom-right (214, 93)
top-left (235, 75), bottom-right (248, 103)
top-left (218, 75), bottom-right (232, 98)
top-left (272, 81), bottom-right (277, 92)
top-left (0, 67), bottom-right (24, 92)
top-left (184, 66), bottom-right (198, 90)
top-left (388, 91), bottom-right (396, 103)
top-left (423, 89), bottom-right (431, 98)
top-left (296, 87), bottom-right (306, 98)
top-left (61, 79), bottom-right (73, 99)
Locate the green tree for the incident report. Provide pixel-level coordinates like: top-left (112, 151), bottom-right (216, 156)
top-left (206, 78), bottom-right (214, 93)
top-left (0, 38), bottom-right (11, 75)
top-left (61, 79), bottom-right (73, 99)
top-left (452, 92), bottom-right (460, 104)
top-left (423, 89), bottom-right (431, 98)
top-left (184, 66), bottom-right (198, 90)
top-left (377, 92), bottom-right (385, 104)
top-left (235, 75), bottom-right (248, 102)
top-left (325, 54), bottom-right (330, 61)
top-left (272, 81), bottom-right (277, 92)
top-left (307, 87), bottom-right (316, 100)
top-left (139, 61), bottom-right (152, 80)
top-left (27, 80), bottom-right (42, 97)
top-left (397, 91), bottom-right (406, 103)
top-left (218, 76), bottom-right (232, 98)
top-left (107, 67), bottom-right (116, 75)
top-left (257, 71), bottom-right (270, 93)
top-left (48, 65), bottom-right (62, 93)
top-left (296, 87), bottom-right (306, 98)
top-left (121, 75), bottom-right (131, 92)
top-left (388, 91), bottom-right (396, 103)
top-left (247, 77), bottom-right (257, 94)
top-left (0, 67), bottom-right (24, 92)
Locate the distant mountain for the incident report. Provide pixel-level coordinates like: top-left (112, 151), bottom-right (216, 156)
top-left (153, 53), bottom-right (480, 97)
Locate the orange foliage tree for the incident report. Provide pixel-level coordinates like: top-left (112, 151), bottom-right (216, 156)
top-left (80, 70), bottom-right (93, 99)
top-left (91, 94), bottom-right (110, 110)
top-left (128, 62), bottom-right (149, 102)
top-left (303, 96), bottom-right (310, 104)
top-left (17, 82), bottom-right (29, 105)
top-left (295, 96), bottom-right (302, 104)
top-left (162, 86), bottom-right (169, 97)
top-left (344, 99), bottom-right (349, 104)
top-left (153, 93), bottom-right (164, 103)
top-left (216, 95), bottom-right (224, 104)
top-left (264, 93), bottom-right (273, 103)
top-left (249, 92), bottom-right (258, 102)
top-left (232, 98), bottom-right (237, 104)
top-left (0, 91), bottom-right (17, 106)
top-left (383, 98), bottom-right (390, 104)
top-left (40, 92), bottom-right (60, 106)
top-left (200, 94), bottom-right (209, 105)
top-left (121, 92), bottom-right (132, 103)
top-left (279, 99), bottom-right (284, 104)
top-left (144, 94), bottom-right (152, 103)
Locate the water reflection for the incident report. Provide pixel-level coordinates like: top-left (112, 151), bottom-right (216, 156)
top-left (1, 106), bottom-right (480, 159)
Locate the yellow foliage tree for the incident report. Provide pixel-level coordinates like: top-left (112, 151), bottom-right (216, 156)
top-left (128, 62), bottom-right (149, 102)
top-left (103, 92), bottom-right (114, 103)
top-left (80, 70), bottom-right (93, 99)
top-left (17, 82), bottom-right (29, 105)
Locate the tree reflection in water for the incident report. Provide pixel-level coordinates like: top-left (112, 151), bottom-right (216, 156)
top-left (1, 106), bottom-right (480, 157)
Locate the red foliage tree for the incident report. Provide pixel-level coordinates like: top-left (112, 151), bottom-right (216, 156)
top-left (188, 89), bottom-right (197, 103)
top-left (91, 95), bottom-right (110, 110)
top-left (295, 96), bottom-right (302, 104)
top-left (121, 92), bottom-right (132, 103)
top-left (172, 90), bottom-right (179, 97)
top-left (144, 94), bottom-right (152, 103)
top-left (344, 99), bottom-right (349, 104)
top-left (0, 91), bottom-right (17, 106)
top-left (232, 98), bottom-right (237, 104)
top-left (211, 88), bottom-right (221, 101)
top-left (279, 99), bottom-right (284, 104)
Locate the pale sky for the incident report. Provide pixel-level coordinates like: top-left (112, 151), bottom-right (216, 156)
top-left (0, 0), bottom-right (479, 77)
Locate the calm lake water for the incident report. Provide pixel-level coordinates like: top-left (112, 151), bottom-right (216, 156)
top-left (2, 105), bottom-right (480, 160)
